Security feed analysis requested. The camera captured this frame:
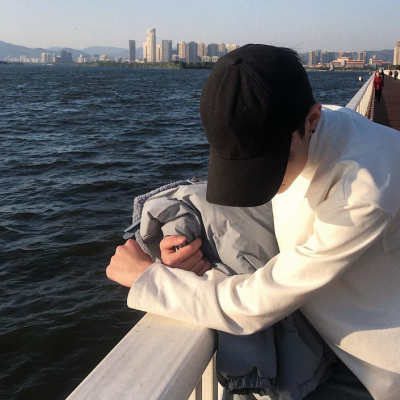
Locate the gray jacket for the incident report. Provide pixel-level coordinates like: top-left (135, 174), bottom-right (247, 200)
top-left (129, 181), bottom-right (336, 400)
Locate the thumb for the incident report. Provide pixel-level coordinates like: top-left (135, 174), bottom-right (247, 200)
top-left (160, 235), bottom-right (186, 253)
top-left (175, 235), bottom-right (186, 244)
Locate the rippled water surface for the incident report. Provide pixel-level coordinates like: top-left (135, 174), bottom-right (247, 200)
top-left (0, 65), bottom-right (370, 399)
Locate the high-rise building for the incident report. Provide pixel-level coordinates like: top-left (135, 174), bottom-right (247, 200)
top-left (143, 41), bottom-right (148, 61)
top-left (207, 43), bottom-right (218, 57)
top-left (52, 54), bottom-right (60, 63)
top-left (226, 44), bottom-right (239, 53)
top-left (197, 43), bottom-right (207, 59)
top-left (339, 51), bottom-right (352, 58)
top-left (218, 43), bottom-right (226, 57)
top-left (308, 50), bottom-right (321, 66)
top-left (320, 51), bottom-right (335, 64)
top-left (129, 40), bottom-right (136, 62)
top-left (162, 40), bottom-right (172, 62)
top-left (394, 41), bottom-right (400, 65)
top-left (178, 41), bottom-right (186, 61)
top-left (357, 51), bottom-right (368, 62)
top-left (41, 53), bottom-right (50, 64)
top-left (60, 50), bottom-right (73, 63)
top-left (146, 28), bottom-right (156, 63)
top-left (185, 42), bottom-right (198, 63)
top-left (156, 45), bottom-right (162, 62)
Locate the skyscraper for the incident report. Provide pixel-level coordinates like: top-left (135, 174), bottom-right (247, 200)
top-left (197, 43), bottom-right (207, 59)
top-left (41, 53), bottom-right (50, 64)
top-left (162, 40), bottom-right (172, 62)
top-left (156, 45), bottom-right (162, 62)
top-left (207, 43), bottom-right (218, 57)
top-left (308, 50), bottom-right (321, 66)
top-left (178, 42), bottom-right (186, 61)
top-left (143, 41), bottom-right (148, 61)
top-left (320, 51), bottom-right (335, 64)
top-left (185, 42), bottom-right (198, 63)
top-left (226, 44), bottom-right (239, 53)
top-left (357, 51), bottom-right (368, 62)
top-left (129, 40), bottom-right (136, 62)
top-left (146, 28), bottom-right (156, 63)
top-left (339, 51), bottom-right (352, 58)
top-left (218, 43), bottom-right (226, 57)
top-left (60, 50), bottom-right (73, 63)
top-left (394, 41), bottom-right (400, 65)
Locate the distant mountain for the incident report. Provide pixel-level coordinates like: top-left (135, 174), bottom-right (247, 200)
top-left (0, 40), bottom-right (48, 60)
top-left (367, 49), bottom-right (394, 62)
top-left (0, 41), bottom-right (146, 62)
top-left (0, 41), bottom-right (89, 61)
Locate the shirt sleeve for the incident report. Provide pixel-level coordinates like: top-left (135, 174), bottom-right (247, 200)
top-left (127, 200), bottom-right (391, 335)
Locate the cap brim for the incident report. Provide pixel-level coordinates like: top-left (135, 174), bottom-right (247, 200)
top-left (206, 143), bottom-right (290, 207)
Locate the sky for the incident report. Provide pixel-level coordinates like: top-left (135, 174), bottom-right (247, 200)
top-left (0, 0), bottom-right (398, 53)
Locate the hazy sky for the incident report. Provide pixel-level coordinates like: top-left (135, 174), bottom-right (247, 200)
top-left (1, 0), bottom-right (398, 52)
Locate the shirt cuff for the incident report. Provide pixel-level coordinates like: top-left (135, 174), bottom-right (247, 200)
top-left (127, 262), bottom-right (160, 310)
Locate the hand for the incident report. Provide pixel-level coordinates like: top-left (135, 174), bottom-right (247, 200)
top-left (160, 235), bottom-right (211, 276)
top-left (106, 239), bottom-right (153, 287)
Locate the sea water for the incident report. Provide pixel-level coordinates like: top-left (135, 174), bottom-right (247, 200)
top-left (0, 65), bottom-right (371, 399)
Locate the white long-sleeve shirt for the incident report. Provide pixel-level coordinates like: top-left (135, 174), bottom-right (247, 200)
top-left (128, 107), bottom-right (400, 400)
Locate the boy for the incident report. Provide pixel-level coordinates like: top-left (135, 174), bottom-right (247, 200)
top-left (107, 45), bottom-right (400, 399)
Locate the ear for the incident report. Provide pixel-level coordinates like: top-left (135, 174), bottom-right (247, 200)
top-left (305, 103), bottom-right (322, 137)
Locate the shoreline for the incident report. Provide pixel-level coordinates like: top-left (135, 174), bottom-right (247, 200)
top-left (2, 61), bottom-right (390, 72)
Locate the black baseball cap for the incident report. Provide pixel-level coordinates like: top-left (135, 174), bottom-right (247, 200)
top-left (200, 44), bottom-right (314, 207)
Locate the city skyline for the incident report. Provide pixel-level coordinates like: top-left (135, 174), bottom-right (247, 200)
top-left (1, 0), bottom-right (399, 54)
top-left (2, 37), bottom-right (396, 66)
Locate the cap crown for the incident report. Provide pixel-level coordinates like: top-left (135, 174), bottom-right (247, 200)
top-left (200, 44), bottom-right (313, 160)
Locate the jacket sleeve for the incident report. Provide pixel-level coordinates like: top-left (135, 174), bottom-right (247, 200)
top-left (127, 200), bottom-right (391, 335)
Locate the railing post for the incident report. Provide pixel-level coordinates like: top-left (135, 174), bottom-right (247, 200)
top-left (202, 354), bottom-right (218, 400)
top-left (189, 354), bottom-right (218, 400)
top-left (189, 379), bottom-right (203, 400)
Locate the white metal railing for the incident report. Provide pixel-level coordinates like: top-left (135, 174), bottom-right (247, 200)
top-left (346, 73), bottom-right (375, 117)
top-left (66, 313), bottom-right (219, 400)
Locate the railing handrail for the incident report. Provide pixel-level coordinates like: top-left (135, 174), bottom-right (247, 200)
top-left (346, 73), bottom-right (375, 116)
top-left (66, 314), bottom-right (217, 400)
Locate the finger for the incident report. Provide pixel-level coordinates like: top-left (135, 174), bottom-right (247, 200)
top-left (160, 235), bottom-right (186, 254)
top-left (175, 237), bottom-right (202, 259)
top-left (106, 263), bottom-right (114, 280)
top-left (170, 248), bottom-right (203, 271)
top-left (125, 238), bottom-right (143, 251)
top-left (162, 238), bottom-right (203, 267)
top-left (198, 259), bottom-right (211, 276)
top-left (188, 258), bottom-right (211, 276)
top-left (114, 239), bottom-right (134, 258)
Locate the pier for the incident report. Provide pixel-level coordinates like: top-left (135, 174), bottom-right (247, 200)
top-left (373, 74), bottom-right (400, 131)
